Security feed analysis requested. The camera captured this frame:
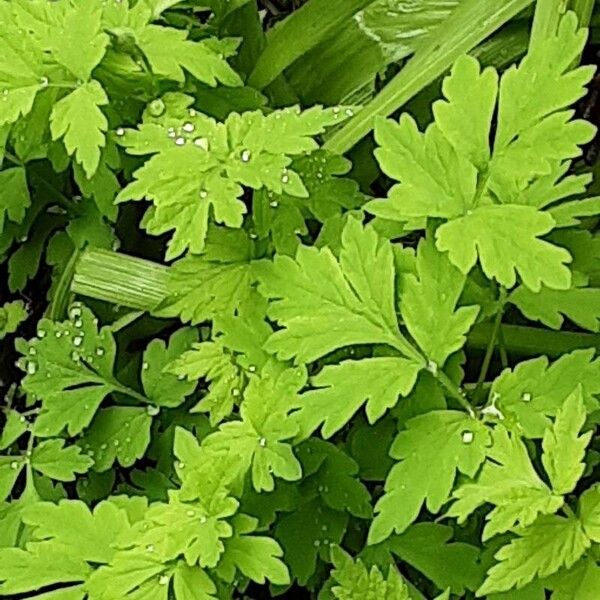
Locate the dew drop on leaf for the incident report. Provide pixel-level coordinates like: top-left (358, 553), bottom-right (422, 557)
top-left (461, 430), bottom-right (474, 444)
top-left (193, 137), bottom-right (209, 150)
top-left (240, 149), bottom-right (251, 162)
top-left (522, 391), bottom-right (532, 402)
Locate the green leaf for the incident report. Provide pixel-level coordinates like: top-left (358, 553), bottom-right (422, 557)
top-left (578, 485), bottom-right (600, 543)
top-left (275, 499), bottom-right (349, 585)
top-left (448, 427), bottom-right (564, 541)
top-left (0, 299), bottom-right (28, 340)
top-left (295, 357), bottom-right (421, 439)
top-left (477, 515), bottom-right (590, 596)
top-left (79, 407), bottom-right (152, 472)
top-left (433, 55), bottom-right (498, 171)
top-left (549, 558), bottom-right (600, 600)
top-left (118, 96), bottom-right (350, 258)
top-left (216, 523), bottom-right (290, 585)
top-left (173, 563), bottom-right (217, 600)
top-left (0, 410), bottom-right (28, 450)
top-left (50, 81), bottom-right (108, 177)
top-left (31, 439), bottom-right (93, 481)
top-left (17, 304), bottom-right (119, 438)
top-left (491, 349), bottom-right (600, 438)
top-left (257, 217), bottom-right (420, 364)
top-left (22, 499), bottom-right (130, 563)
top-left (329, 546), bottom-right (409, 600)
top-left (0, 541), bottom-right (90, 595)
top-left (541, 387), bottom-right (592, 495)
top-left (510, 285), bottom-right (600, 332)
top-left (435, 205), bottom-right (572, 291)
top-left (0, 457), bottom-right (25, 502)
top-left (200, 370), bottom-right (303, 492)
top-left (142, 328), bottom-right (198, 408)
top-left (370, 411), bottom-right (490, 544)
top-left (388, 522), bottom-right (483, 594)
top-left (49, 2), bottom-right (108, 81)
top-left (156, 228), bottom-right (257, 323)
top-left (0, 4), bottom-right (45, 125)
top-left (401, 236), bottom-right (479, 366)
top-left (0, 167), bottom-right (30, 231)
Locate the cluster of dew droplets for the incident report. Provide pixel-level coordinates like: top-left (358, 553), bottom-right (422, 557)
top-left (162, 107), bottom-right (211, 151)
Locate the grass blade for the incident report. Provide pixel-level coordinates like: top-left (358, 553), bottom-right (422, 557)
top-left (324, 0), bottom-right (534, 155)
top-left (248, 0), bottom-right (372, 90)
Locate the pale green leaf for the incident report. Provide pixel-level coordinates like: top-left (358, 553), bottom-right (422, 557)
top-left (50, 81), bottom-right (108, 177)
top-left (31, 439), bottom-right (93, 482)
top-left (542, 388), bottom-right (592, 495)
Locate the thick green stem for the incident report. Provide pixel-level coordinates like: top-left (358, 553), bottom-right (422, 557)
top-left (72, 249), bottom-right (169, 311)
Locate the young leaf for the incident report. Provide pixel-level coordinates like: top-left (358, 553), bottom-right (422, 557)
top-left (541, 387), bottom-right (592, 495)
top-left (578, 485), bottom-right (600, 543)
top-left (257, 217), bottom-right (421, 364)
top-left (370, 411), bottom-right (490, 544)
top-left (401, 237), bottom-right (479, 366)
top-left (329, 546), bottom-right (409, 600)
top-left (448, 427), bottom-right (564, 540)
top-left (79, 407), bottom-right (152, 472)
top-left (490, 349), bottom-right (600, 438)
top-left (0, 168), bottom-right (30, 231)
top-left (49, 81), bottom-right (109, 178)
top-left (31, 439), bottom-right (93, 482)
top-left (477, 514), bottom-right (590, 596)
top-left (0, 299), bottom-right (28, 340)
top-left (142, 328), bottom-right (198, 408)
top-left (17, 304), bottom-right (119, 438)
top-left (295, 357), bottom-right (422, 439)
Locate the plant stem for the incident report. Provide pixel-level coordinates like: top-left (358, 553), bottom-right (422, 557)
top-left (473, 291), bottom-right (506, 403)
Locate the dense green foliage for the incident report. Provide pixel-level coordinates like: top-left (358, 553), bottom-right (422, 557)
top-left (1, 0), bottom-right (600, 598)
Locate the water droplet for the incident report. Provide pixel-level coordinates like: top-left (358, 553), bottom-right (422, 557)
top-left (178, 461), bottom-right (185, 469)
top-left (146, 544), bottom-right (155, 553)
top-left (39, 76), bottom-right (49, 87)
top-left (461, 430), bottom-right (474, 444)
top-left (69, 304), bottom-right (82, 320)
top-left (199, 189), bottom-right (208, 199)
top-left (248, 365), bottom-right (257, 373)
top-left (321, 525), bottom-right (327, 531)
top-left (73, 336), bottom-right (83, 347)
top-left (332, 107), bottom-right (341, 114)
top-left (281, 172), bottom-right (290, 184)
top-left (182, 122), bottom-right (195, 133)
top-left (193, 137), bottom-right (209, 150)
top-left (113, 440), bottom-right (119, 446)
top-left (521, 391), bottom-right (532, 402)
top-left (313, 540), bottom-right (321, 547)
top-left (249, 233), bottom-right (258, 240)
top-left (232, 388), bottom-right (240, 397)
top-left (74, 319), bottom-right (83, 328)
top-left (200, 516), bottom-right (207, 524)
top-left (146, 405), bottom-right (160, 416)
top-left (345, 108), bottom-right (354, 117)
top-left (188, 108), bottom-right (197, 117)
top-left (159, 575), bottom-right (169, 586)
top-left (71, 350), bottom-right (80, 362)
top-left (37, 329), bottom-right (46, 338)
top-left (270, 200), bottom-right (279, 208)
top-left (177, 374), bottom-right (185, 381)
top-left (27, 361), bottom-right (37, 375)
top-left (186, 510), bottom-right (195, 517)
top-left (116, 127), bottom-right (125, 137)
top-left (20, 415), bottom-right (27, 423)
top-left (96, 347), bottom-right (105, 356)
top-left (148, 99), bottom-right (165, 117)
top-left (29, 347), bottom-right (37, 356)
top-left (167, 128), bottom-right (176, 139)
top-left (100, 443), bottom-right (108, 450)
top-left (10, 461), bottom-right (19, 470)
top-left (142, 361), bottom-right (149, 371)
top-left (259, 437), bottom-right (267, 447)
top-left (175, 137), bottom-right (185, 146)
top-left (323, 538), bottom-right (330, 545)
top-left (240, 149), bottom-right (251, 162)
